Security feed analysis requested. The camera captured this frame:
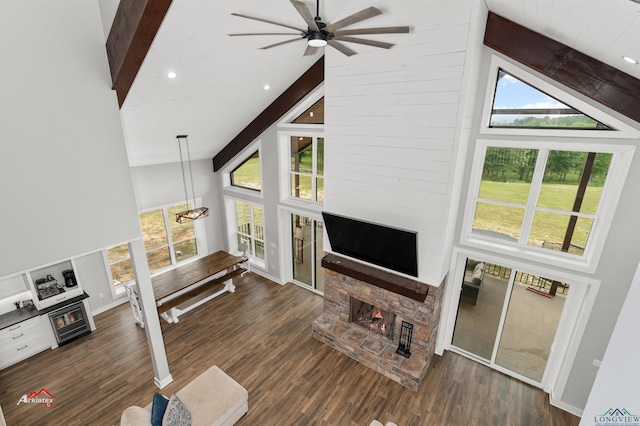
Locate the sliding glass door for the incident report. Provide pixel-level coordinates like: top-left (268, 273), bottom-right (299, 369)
top-left (452, 258), bottom-right (569, 384)
top-left (291, 214), bottom-right (324, 292)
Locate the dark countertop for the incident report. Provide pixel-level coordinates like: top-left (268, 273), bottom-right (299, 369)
top-left (0, 292), bottom-right (89, 331)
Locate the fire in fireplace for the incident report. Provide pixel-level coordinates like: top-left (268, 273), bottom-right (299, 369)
top-left (350, 298), bottom-right (395, 340)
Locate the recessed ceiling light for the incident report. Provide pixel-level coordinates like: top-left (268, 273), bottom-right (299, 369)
top-left (263, 84), bottom-right (270, 90)
top-left (167, 71), bottom-right (177, 79)
top-left (622, 56), bottom-right (638, 65)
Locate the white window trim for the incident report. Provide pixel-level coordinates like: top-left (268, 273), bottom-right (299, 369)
top-left (460, 139), bottom-right (635, 273)
top-left (224, 196), bottom-right (266, 270)
top-left (481, 55), bottom-right (640, 139)
top-left (277, 83), bottom-right (324, 130)
top-left (278, 130), bottom-right (325, 208)
top-left (221, 140), bottom-right (264, 198)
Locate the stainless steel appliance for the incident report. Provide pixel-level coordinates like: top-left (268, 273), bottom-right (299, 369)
top-left (62, 270), bottom-right (77, 287)
top-left (48, 301), bottom-right (90, 345)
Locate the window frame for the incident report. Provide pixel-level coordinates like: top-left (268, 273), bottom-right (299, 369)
top-left (104, 198), bottom-right (208, 294)
top-left (278, 130), bottom-right (325, 207)
top-left (480, 56), bottom-right (640, 139)
top-left (288, 134), bottom-right (324, 204)
top-left (229, 149), bottom-right (262, 193)
top-left (224, 196), bottom-right (266, 270)
top-left (223, 142), bottom-right (264, 197)
top-left (461, 138), bottom-right (634, 273)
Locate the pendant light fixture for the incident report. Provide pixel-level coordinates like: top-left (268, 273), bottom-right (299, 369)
top-left (175, 135), bottom-right (209, 223)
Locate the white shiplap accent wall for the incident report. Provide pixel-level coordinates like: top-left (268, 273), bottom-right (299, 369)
top-left (324, 0), bottom-right (478, 285)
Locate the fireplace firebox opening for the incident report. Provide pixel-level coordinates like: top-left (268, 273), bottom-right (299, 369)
top-left (349, 298), bottom-right (396, 340)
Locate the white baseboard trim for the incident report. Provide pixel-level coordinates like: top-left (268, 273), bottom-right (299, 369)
top-left (154, 374), bottom-right (174, 389)
top-left (249, 268), bottom-right (285, 285)
top-left (91, 296), bottom-right (129, 316)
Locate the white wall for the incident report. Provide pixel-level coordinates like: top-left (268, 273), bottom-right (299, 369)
top-left (323, 0), bottom-right (478, 285)
top-left (0, 0), bottom-right (141, 277)
top-left (580, 261), bottom-right (640, 424)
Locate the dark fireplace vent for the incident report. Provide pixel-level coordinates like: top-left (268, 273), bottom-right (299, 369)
top-left (350, 298), bottom-right (395, 340)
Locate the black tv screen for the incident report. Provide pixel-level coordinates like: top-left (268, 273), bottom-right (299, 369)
top-left (322, 212), bottom-right (418, 277)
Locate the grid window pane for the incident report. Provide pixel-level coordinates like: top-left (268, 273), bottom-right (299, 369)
top-left (147, 247), bottom-right (172, 272)
top-left (174, 239), bottom-right (198, 262)
top-left (316, 177), bottom-right (324, 203)
top-left (472, 202), bottom-right (524, 241)
top-left (537, 151), bottom-right (610, 214)
top-left (107, 243), bottom-right (130, 263)
top-left (235, 201), bottom-right (251, 236)
top-left (529, 212), bottom-right (592, 255)
top-left (291, 174), bottom-right (313, 200)
top-left (140, 209), bottom-right (168, 251)
top-left (231, 151), bottom-right (261, 191)
top-left (110, 259), bottom-right (133, 284)
top-left (479, 147), bottom-right (536, 204)
top-left (317, 137), bottom-right (324, 176)
top-left (169, 203), bottom-right (195, 242)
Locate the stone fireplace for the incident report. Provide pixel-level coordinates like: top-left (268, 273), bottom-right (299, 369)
top-left (312, 254), bottom-right (445, 391)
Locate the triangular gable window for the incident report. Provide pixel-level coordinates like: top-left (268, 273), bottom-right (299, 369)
top-left (490, 69), bottom-right (612, 130)
top-left (292, 97), bottom-right (324, 124)
top-left (230, 150), bottom-right (261, 192)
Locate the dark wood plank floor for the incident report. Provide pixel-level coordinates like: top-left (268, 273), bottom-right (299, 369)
top-left (0, 273), bottom-right (580, 426)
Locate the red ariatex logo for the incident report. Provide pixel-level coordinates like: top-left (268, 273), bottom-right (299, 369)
top-left (17, 388), bottom-right (54, 407)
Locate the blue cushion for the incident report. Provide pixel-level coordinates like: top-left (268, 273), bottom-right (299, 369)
top-left (150, 393), bottom-right (169, 426)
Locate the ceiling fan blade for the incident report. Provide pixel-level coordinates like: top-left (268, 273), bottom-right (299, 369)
top-left (260, 37), bottom-right (303, 50)
top-left (333, 26), bottom-right (410, 36)
top-left (229, 32), bottom-right (302, 36)
top-left (231, 13), bottom-right (305, 32)
top-left (324, 7), bottom-right (382, 32)
top-left (327, 40), bottom-right (357, 57)
top-left (333, 36), bottom-right (394, 49)
top-left (303, 45), bottom-right (320, 56)
top-left (290, 0), bottom-right (320, 30)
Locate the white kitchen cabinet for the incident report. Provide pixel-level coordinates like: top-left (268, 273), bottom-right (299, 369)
top-left (0, 316), bottom-right (49, 369)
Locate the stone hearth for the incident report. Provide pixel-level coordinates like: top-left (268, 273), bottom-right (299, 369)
top-left (312, 254), bottom-right (445, 391)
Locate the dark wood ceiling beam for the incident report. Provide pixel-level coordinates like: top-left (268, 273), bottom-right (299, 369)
top-left (213, 56), bottom-right (325, 172)
top-left (106, 0), bottom-right (173, 108)
top-left (484, 12), bottom-right (640, 125)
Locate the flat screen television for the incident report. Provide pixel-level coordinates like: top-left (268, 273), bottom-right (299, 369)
top-left (322, 212), bottom-right (418, 277)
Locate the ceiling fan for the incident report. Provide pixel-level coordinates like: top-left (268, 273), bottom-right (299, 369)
top-left (229, 0), bottom-right (410, 57)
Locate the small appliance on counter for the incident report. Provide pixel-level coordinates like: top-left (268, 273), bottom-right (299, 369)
top-left (35, 274), bottom-right (64, 300)
top-left (62, 270), bottom-right (77, 287)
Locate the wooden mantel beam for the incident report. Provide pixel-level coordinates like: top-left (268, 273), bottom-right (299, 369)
top-left (106, 0), bottom-right (173, 107)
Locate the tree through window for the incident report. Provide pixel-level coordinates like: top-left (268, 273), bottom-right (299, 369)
top-left (472, 146), bottom-right (613, 257)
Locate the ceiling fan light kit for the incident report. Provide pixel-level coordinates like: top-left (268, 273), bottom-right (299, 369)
top-left (230, 0), bottom-right (409, 56)
top-left (308, 32), bottom-right (328, 47)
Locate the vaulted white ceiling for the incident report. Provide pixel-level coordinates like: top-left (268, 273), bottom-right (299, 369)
top-left (115, 0), bottom-right (640, 167)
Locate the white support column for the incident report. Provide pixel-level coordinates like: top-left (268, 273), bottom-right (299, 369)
top-left (129, 239), bottom-right (173, 388)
